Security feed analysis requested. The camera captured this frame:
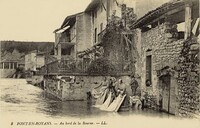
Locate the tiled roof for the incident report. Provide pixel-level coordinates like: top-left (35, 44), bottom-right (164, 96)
top-left (131, 0), bottom-right (185, 28)
top-left (54, 12), bottom-right (83, 33)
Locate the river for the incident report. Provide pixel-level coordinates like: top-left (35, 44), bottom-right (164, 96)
top-left (0, 79), bottom-right (199, 128)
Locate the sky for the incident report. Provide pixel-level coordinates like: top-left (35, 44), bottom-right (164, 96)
top-left (0, 0), bottom-right (91, 42)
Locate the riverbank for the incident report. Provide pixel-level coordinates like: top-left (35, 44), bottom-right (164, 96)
top-left (1, 79), bottom-right (200, 128)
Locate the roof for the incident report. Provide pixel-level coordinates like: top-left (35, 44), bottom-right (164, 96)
top-left (54, 12), bottom-right (83, 33)
top-left (1, 57), bottom-right (24, 62)
top-left (85, 0), bottom-right (100, 12)
top-left (131, 0), bottom-right (186, 28)
top-left (24, 50), bottom-right (50, 56)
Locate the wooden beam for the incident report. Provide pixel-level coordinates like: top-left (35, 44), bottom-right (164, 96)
top-left (184, 3), bottom-right (192, 40)
top-left (102, 1), bottom-right (106, 11)
top-left (134, 2), bottom-right (185, 29)
top-left (142, 5), bottom-right (185, 28)
top-left (114, 0), bottom-right (119, 6)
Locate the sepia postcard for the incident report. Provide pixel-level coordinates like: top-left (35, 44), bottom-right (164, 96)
top-left (0, 0), bottom-right (200, 128)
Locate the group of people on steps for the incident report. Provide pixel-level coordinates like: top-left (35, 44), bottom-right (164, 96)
top-left (92, 75), bottom-right (140, 110)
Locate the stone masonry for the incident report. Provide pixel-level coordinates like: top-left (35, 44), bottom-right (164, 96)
top-left (138, 22), bottom-right (184, 111)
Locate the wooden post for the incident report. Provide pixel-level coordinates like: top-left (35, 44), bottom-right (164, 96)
top-left (57, 44), bottom-right (62, 60)
top-left (168, 76), bottom-right (171, 113)
top-left (106, 0), bottom-right (110, 23)
top-left (121, 34), bottom-right (124, 72)
top-left (2, 62), bottom-right (4, 69)
top-left (184, 2), bottom-right (192, 40)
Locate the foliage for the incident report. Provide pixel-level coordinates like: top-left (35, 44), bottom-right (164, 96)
top-left (87, 6), bottom-right (137, 75)
top-left (1, 41), bottom-right (54, 54)
top-left (177, 37), bottom-right (200, 117)
top-left (87, 58), bottom-right (116, 75)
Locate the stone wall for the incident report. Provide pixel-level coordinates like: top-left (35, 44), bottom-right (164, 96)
top-left (75, 75), bottom-right (133, 99)
top-left (74, 75), bottom-right (133, 100)
top-left (25, 53), bottom-right (37, 71)
top-left (44, 75), bottom-right (135, 101)
top-left (139, 23), bottom-right (184, 110)
top-left (176, 38), bottom-right (200, 117)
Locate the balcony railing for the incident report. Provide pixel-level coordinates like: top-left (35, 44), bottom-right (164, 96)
top-left (38, 58), bottom-right (133, 75)
top-left (38, 59), bottom-right (88, 75)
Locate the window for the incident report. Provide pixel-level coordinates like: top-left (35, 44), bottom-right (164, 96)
top-left (0, 63), bottom-right (3, 69)
top-left (94, 10), bottom-right (97, 18)
top-left (10, 62), bottom-right (14, 69)
top-left (100, 23), bottom-right (103, 32)
top-left (94, 28), bottom-right (97, 43)
top-left (92, 12), bottom-right (95, 24)
top-left (4, 62), bottom-right (9, 69)
top-left (177, 22), bottom-right (185, 39)
top-left (13, 62), bottom-right (17, 69)
top-left (146, 50), bottom-right (152, 86)
top-left (61, 48), bottom-right (71, 55)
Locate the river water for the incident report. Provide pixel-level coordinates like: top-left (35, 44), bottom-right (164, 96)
top-left (0, 79), bottom-right (199, 128)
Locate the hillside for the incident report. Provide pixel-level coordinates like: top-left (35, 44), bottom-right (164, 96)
top-left (1, 41), bottom-right (54, 61)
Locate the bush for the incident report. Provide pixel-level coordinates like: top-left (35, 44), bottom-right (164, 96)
top-left (87, 58), bottom-right (117, 75)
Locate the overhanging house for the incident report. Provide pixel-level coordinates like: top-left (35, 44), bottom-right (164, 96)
top-left (46, 0), bottom-right (173, 76)
top-left (131, 0), bottom-right (199, 116)
top-left (40, 12), bottom-right (93, 75)
top-left (44, 0), bottom-right (138, 75)
top-left (54, 12), bottom-right (93, 60)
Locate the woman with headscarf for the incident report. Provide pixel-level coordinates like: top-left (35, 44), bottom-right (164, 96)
top-left (100, 77), bottom-right (117, 110)
top-left (94, 77), bottom-right (110, 106)
top-left (106, 79), bottom-right (127, 111)
top-left (117, 79), bottom-right (126, 96)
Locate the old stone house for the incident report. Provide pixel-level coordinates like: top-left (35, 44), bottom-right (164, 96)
top-left (25, 50), bottom-right (45, 71)
top-left (77, 0), bottom-right (138, 75)
top-left (51, 0), bottom-right (174, 75)
top-left (51, 0), bottom-right (138, 74)
top-left (77, 0), bottom-right (173, 74)
top-left (39, 0), bottom-right (199, 112)
top-left (131, 0), bottom-right (199, 116)
top-left (0, 59), bottom-right (24, 78)
top-left (52, 12), bottom-right (95, 73)
top-left (54, 12), bottom-right (93, 60)
top-left (0, 49), bottom-right (25, 78)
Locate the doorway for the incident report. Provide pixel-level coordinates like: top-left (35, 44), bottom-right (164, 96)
top-left (159, 75), bottom-right (176, 114)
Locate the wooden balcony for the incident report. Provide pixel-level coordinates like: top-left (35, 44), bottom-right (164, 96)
top-left (38, 59), bottom-right (88, 75)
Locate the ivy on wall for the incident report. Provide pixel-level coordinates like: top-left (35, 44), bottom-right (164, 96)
top-left (87, 5), bottom-right (137, 75)
top-left (177, 37), bottom-right (200, 117)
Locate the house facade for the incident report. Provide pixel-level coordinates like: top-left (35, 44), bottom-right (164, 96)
top-left (25, 51), bottom-right (45, 71)
top-left (82, 0), bottom-right (136, 50)
top-left (131, 0), bottom-right (199, 116)
top-left (52, 0), bottom-right (138, 74)
top-left (0, 49), bottom-right (25, 78)
top-left (54, 12), bottom-right (93, 60)
top-left (0, 60), bottom-right (21, 78)
top-left (40, 0), bottom-right (199, 115)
